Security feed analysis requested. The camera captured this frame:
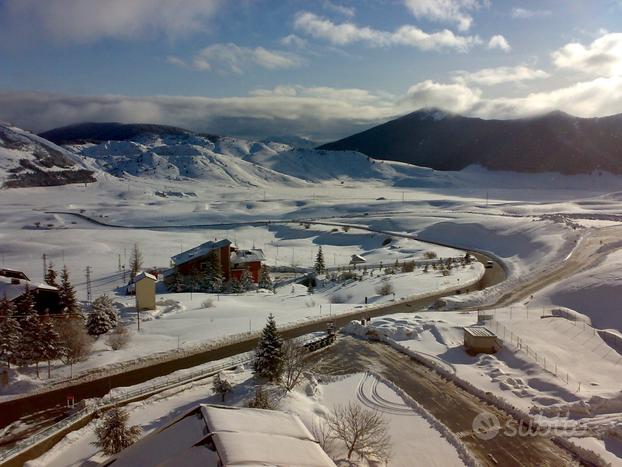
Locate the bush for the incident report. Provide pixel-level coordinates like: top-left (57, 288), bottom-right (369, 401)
top-left (401, 261), bottom-right (415, 273)
top-left (201, 298), bottom-right (214, 308)
top-left (423, 251), bottom-right (437, 259)
top-left (376, 280), bottom-right (394, 296)
top-left (106, 325), bottom-right (130, 350)
top-left (338, 271), bottom-right (356, 282)
top-left (382, 237), bottom-right (392, 246)
top-left (248, 386), bottom-right (275, 409)
top-left (329, 293), bottom-right (352, 304)
top-left (342, 225), bottom-right (350, 232)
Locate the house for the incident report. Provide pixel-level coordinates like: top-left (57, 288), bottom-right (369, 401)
top-left (131, 272), bottom-right (157, 311)
top-left (102, 404), bottom-right (336, 467)
top-left (349, 254), bottom-right (367, 265)
top-left (169, 239), bottom-right (265, 284)
top-left (230, 248), bottom-right (265, 282)
top-left (463, 326), bottom-right (499, 354)
top-left (0, 273), bottom-right (61, 314)
top-left (0, 268), bottom-right (30, 281)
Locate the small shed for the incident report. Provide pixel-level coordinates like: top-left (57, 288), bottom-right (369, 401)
top-left (349, 254), bottom-right (366, 265)
top-left (463, 326), bottom-right (498, 354)
top-left (134, 272), bottom-right (157, 311)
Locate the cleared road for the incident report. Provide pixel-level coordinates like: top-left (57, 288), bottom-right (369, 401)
top-left (310, 336), bottom-right (580, 467)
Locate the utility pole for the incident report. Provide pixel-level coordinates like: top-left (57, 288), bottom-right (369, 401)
top-left (136, 287), bottom-right (140, 332)
top-left (42, 253), bottom-right (47, 280)
top-left (118, 254), bottom-right (122, 272)
top-left (85, 266), bottom-right (92, 305)
top-left (486, 191), bottom-right (489, 208)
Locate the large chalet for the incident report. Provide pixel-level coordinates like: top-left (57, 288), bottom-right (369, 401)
top-left (170, 239), bottom-right (265, 283)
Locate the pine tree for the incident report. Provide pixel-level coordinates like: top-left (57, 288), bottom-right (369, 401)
top-left (0, 296), bottom-right (21, 368)
top-left (45, 262), bottom-right (59, 288)
top-left (86, 296), bottom-right (115, 336)
top-left (212, 372), bottom-right (233, 402)
top-left (40, 315), bottom-right (61, 378)
top-left (129, 243), bottom-right (143, 278)
top-left (227, 278), bottom-right (244, 294)
top-left (314, 246), bottom-right (326, 274)
top-left (258, 264), bottom-right (273, 290)
top-left (93, 407), bottom-right (142, 455)
top-left (59, 266), bottom-right (78, 314)
top-left (240, 269), bottom-right (254, 291)
top-left (94, 295), bottom-right (117, 328)
top-left (16, 288), bottom-right (45, 376)
top-left (253, 313), bottom-right (283, 382)
top-left (201, 250), bottom-right (223, 292)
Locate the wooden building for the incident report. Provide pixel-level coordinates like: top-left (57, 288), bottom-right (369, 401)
top-left (169, 239), bottom-right (265, 283)
top-left (0, 271), bottom-right (61, 314)
top-left (133, 272), bottom-right (157, 311)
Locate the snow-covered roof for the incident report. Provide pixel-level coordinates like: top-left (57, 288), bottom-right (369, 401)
top-left (464, 326), bottom-right (496, 338)
top-left (230, 248), bottom-right (265, 265)
top-left (350, 254), bottom-right (367, 264)
top-left (0, 276), bottom-right (58, 301)
top-left (133, 271), bottom-right (157, 282)
top-left (171, 239), bottom-right (232, 266)
top-left (104, 404), bottom-right (335, 467)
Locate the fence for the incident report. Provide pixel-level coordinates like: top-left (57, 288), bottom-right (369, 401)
top-left (481, 306), bottom-right (622, 390)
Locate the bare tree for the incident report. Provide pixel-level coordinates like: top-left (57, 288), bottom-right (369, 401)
top-left (311, 417), bottom-right (334, 454)
top-left (281, 340), bottom-right (312, 391)
top-left (327, 403), bottom-right (391, 462)
top-left (57, 316), bottom-right (93, 365)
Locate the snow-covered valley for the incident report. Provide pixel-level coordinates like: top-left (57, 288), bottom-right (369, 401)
top-left (2, 123), bottom-right (622, 466)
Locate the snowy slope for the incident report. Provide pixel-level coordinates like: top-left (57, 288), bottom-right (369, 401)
top-left (73, 136), bottom-right (307, 187)
top-left (0, 122), bottom-right (96, 188)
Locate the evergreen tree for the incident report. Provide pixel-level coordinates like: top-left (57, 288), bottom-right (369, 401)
top-left (240, 269), bottom-right (254, 291)
top-left (314, 246), bottom-right (326, 274)
top-left (253, 313), bottom-right (283, 382)
top-left (59, 266), bottom-right (78, 314)
top-left (93, 407), bottom-right (142, 455)
top-left (129, 243), bottom-right (143, 278)
top-left (227, 278), bottom-right (244, 294)
top-left (44, 262), bottom-right (59, 288)
top-left (212, 372), bottom-right (233, 402)
top-left (86, 297), bottom-right (115, 336)
top-left (40, 315), bottom-right (61, 378)
top-left (0, 296), bottom-right (21, 368)
top-left (201, 250), bottom-right (223, 292)
top-left (16, 288), bottom-right (45, 376)
top-left (258, 264), bottom-right (273, 290)
top-left (93, 295), bottom-right (117, 328)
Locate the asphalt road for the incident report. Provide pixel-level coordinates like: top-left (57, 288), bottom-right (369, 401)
top-left (309, 336), bottom-right (580, 467)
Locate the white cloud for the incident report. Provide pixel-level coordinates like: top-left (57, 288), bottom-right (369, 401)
top-left (453, 65), bottom-right (549, 86)
top-left (403, 80), bottom-right (481, 112)
top-left (552, 32), bottom-right (622, 77)
top-left (511, 7), bottom-right (551, 19)
top-left (488, 34), bottom-right (511, 51)
top-left (0, 87), bottom-right (397, 141)
top-left (280, 34), bottom-right (308, 48)
top-left (293, 12), bottom-right (480, 51)
top-left (323, 1), bottom-right (355, 18)
top-left (168, 43), bottom-right (304, 74)
top-left (403, 0), bottom-right (486, 31)
top-left (0, 0), bottom-right (221, 44)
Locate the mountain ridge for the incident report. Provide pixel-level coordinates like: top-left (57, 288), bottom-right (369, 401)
top-left (319, 109), bottom-right (622, 174)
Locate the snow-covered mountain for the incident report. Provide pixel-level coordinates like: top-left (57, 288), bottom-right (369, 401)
top-left (0, 122), bottom-right (96, 188)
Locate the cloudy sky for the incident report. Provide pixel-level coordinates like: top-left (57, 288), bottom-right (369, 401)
top-left (1, 0), bottom-right (622, 141)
